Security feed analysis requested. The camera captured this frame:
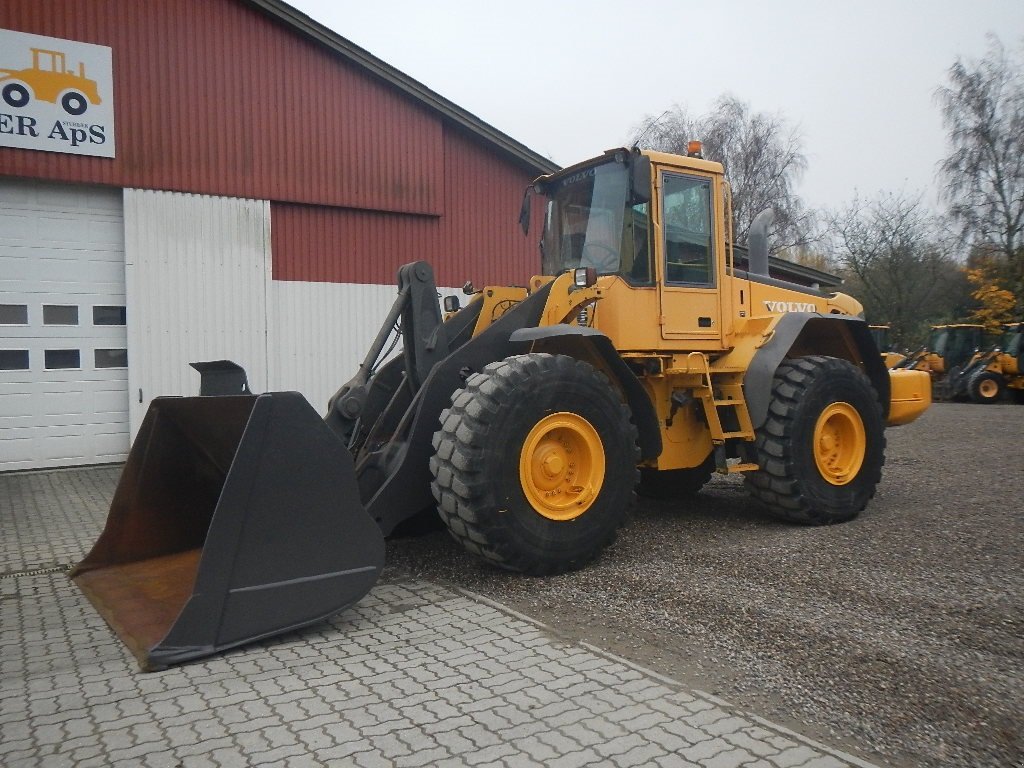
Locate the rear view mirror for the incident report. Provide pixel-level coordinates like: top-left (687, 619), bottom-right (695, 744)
top-left (630, 150), bottom-right (651, 205)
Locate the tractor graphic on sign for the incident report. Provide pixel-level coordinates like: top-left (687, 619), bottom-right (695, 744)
top-left (1, 47), bottom-right (102, 115)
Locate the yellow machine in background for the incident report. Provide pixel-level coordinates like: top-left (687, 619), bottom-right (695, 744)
top-left (895, 323), bottom-right (992, 399)
top-left (948, 322), bottom-right (1024, 403)
top-left (898, 324), bottom-right (987, 375)
top-left (869, 324), bottom-right (905, 368)
top-left (74, 147), bottom-right (931, 670)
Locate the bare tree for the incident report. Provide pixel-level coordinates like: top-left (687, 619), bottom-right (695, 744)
top-left (828, 193), bottom-right (969, 347)
top-left (631, 96), bottom-right (813, 250)
top-left (936, 36), bottom-right (1024, 310)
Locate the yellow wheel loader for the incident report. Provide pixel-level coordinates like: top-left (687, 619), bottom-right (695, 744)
top-left (947, 322), bottom-right (1024, 404)
top-left (72, 147), bottom-right (931, 670)
top-left (894, 323), bottom-right (992, 399)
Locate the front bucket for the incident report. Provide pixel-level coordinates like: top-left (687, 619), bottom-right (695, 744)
top-left (71, 391), bottom-right (385, 670)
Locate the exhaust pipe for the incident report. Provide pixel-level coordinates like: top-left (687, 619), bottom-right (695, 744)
top-left (748, 209), bottom-right (774, 277)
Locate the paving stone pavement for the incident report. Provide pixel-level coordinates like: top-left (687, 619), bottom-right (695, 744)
top-left (1, 467), bottom-right (880, 768)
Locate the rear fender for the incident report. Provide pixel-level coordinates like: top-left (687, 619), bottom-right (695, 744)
top-left (508, 325), bottom-right (662, 461)
top-left (745, 313), bottom-right (890, 427)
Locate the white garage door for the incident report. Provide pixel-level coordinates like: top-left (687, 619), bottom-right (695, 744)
top-left (0, 178), bottom-right (128, 471)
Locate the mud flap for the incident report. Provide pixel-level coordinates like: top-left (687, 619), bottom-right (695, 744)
top-left (71, 392), bottom-right (384, 671)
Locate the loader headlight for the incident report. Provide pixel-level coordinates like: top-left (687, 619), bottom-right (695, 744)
top-left (443, 295), bottom-right (461, 313)
top-left (574, 267), bottom-right (597, 288)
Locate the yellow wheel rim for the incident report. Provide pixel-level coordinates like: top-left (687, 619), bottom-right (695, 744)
top-left (519, 412), bottom-right (605, 521)
top-left (978, 379), bottom-right (999, 398)
top-left (813, 402), bottom-right (866, 486)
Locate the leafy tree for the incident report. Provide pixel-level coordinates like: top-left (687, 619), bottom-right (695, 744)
top-left (936, 36), bottom-right (1024, 311)
top-left (964, 256), bottom-right (1017, 332)
top-left (827, 193), bottom-right (969, 348)
top-left (630, 96), bottom-right (813, 250)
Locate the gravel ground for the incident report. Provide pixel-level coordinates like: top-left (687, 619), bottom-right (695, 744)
top-left (384, 402), bottom-right (1024, 768)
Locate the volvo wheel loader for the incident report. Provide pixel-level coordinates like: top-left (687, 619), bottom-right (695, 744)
top-left (72, 147), bottom-right (931, 670)
top-left (947, 322), bottom-right (1024, 403)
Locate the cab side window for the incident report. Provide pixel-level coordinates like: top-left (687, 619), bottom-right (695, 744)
top-left (662, 174), bottom-right (714, 286)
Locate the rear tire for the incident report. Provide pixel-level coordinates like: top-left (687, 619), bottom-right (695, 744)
top-left (968, 371), bottom-right (1004, 404)
top-left (430, 353), bottom-right (639, 575)
top-left (744, 356), bottom-right (885, 525)
top-left (638, 454), bottom-right (714, 500)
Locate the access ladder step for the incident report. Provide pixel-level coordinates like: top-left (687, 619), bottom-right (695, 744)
top-left (722, 462), bottom-right (759, 474)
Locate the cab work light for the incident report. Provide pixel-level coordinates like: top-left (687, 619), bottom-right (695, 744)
top-left (574, 267), bottom-right (597, 287)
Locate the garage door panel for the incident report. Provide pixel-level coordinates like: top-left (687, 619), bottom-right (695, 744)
top-left (38, 390), bottom-right (90, 417)
top-left (0, 178), bottom-right (120, 210)
top-left (0, 244), bottom-right (124, 265)
top-left (0, 391), bottom-right (32, 420)
top-left (0, 254), bottom-right (127, 285)
top-left (0, 179), bottom-right (128, 471)
top-left (93, 431), bottom-right (131, 461)
top-left (94, 388), bottom-right (129, 413)
top-left (1, 213), bottom-right (120, 247)
top-left (0, 384), bottom-right (127, 420)
top-left (1, 437), bottom-right (38, 466)
top-left (30, 434), bottom-right (91, 464)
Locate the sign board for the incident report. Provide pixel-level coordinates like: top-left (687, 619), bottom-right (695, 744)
top-left (0, 29), bottom-right (115, 158)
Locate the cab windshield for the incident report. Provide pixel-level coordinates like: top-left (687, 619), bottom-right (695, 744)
top-left (540, 160), bottom-right (651, 281)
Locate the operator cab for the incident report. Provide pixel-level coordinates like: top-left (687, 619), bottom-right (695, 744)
top-left (535, 149), bottom-right (655, 285)
top-left (528, 147), bottom-right (731, 347)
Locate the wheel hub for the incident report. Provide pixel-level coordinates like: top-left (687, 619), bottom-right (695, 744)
top-left (812, 402), bottom-right (866, 486)
top-left (520, 412), bottom-right (605, 521)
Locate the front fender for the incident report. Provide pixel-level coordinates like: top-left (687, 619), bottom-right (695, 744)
top-left (510, 325), bottom-right (662, 461)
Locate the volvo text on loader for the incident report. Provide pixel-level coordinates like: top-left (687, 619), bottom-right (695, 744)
top-left (72, 147), bottom-right (931, 669)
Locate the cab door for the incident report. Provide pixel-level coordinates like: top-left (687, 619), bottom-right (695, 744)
top-left (657, 171), bottom-right (723, 346)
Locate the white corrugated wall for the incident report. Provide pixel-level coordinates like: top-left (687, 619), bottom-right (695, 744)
top-left (269, 281), bottom-right (461, 415)
top-left (124, 188), bottom-right (461, 438)
top-left (124, 189), bottom-right (271, 436)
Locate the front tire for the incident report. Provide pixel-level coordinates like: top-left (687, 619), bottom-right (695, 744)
top-left (968, 371), bottom-right (1004, 404)
top-left (745, 356), bottom-right (885, 525)
top-left (430, 353), bottom-right (639, 575)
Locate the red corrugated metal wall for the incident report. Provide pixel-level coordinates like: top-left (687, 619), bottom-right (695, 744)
top-left (439, 126), bottom-right (545, 286)
top-left (0, 0), bottom-right (443, 215)
top-left (2, 0), bottom-right (553, 287)
top-left (271, 126), bottom-right (547, 287)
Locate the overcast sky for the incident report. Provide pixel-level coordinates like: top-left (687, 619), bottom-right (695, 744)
top-left (289, 1), bottom-right (1023, 212)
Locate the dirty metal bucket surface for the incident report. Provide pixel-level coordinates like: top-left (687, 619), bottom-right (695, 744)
top-left (71, 392), bottom-right (385, 670)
